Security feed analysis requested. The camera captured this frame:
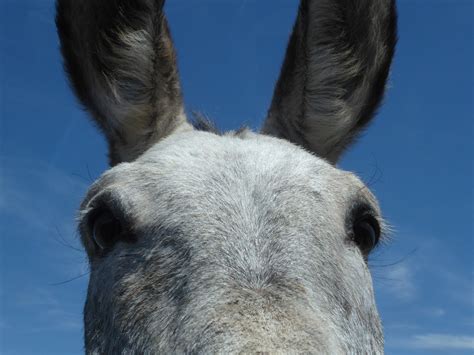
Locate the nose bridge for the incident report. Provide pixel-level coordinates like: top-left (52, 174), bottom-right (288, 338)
top-left (183, 216), bottom-right (325, 352)
top-left (186, 285), bottom-right (339, 353)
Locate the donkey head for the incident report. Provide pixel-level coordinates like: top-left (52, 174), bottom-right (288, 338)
top-left (57, 0), bottom-right (397, 353)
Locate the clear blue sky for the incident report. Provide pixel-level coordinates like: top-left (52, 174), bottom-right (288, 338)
top-left (0, 0), bottom-right (472, 354)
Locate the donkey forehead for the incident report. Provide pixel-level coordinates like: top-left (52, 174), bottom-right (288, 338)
top-left (82, 131), bottom-right (379, 219)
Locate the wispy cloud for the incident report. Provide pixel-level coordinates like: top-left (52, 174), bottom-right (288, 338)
top-left (1, 157), bottom-right (89, 280)
top-left (406, 333), bottom-right (474, 350)
top-left (0, 156), bottom-right (90, 275)
top-left (439, 269), bottom-right (474, 308)
top-left (13, 287), bottom-right (83, 334)
top-left (385, 263), bottom-right (416, 301)
top-left (0, 157), bottom-right (88, 236)
top-left (414, 307), bottom-right (447, 318)
top-left (15, 287), bottom-right (60, 308)
top-left (1, 158), bottom-right (88, 337)
top-left (426, 307), bottom-right (446, 317)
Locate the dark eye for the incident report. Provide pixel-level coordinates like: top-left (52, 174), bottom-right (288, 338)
top-left (88, 208), bottom-right (130, 254)
top-left (352, 215), bottom-right (381, 255)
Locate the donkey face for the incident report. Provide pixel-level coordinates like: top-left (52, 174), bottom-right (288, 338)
top-left (57, 0), bottom-right (397, 353)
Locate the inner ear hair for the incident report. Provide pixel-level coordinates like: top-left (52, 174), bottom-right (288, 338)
top-left (262, 0), bottom-right (397, 164)
top-left (56, 0), bottom-right (192, 165)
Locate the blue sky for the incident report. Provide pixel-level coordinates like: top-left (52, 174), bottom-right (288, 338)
top-left (0, 0), bottom-right (472, 354)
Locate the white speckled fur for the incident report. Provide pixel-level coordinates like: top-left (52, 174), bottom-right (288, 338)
top-left (81, 131), bottom-right (384, 353)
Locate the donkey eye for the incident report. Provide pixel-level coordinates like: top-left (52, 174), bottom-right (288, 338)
top-left (352, 215), bottom-right (380, 254)
top-left (90, 209), bottom-right (124, 253)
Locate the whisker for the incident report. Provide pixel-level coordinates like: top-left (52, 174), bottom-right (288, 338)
top-left (369, 247), bottom-right (418, 269)
top-left (365, 159), bottom-right (384, 189)
top-left (71, 172), bottom-right (92, 183)
top-left (53, 226), bottom-right (84, 254)
top-left (49, 270), bottom-right (91, 286)
top-left (86, 163), bottom-right (94, 182)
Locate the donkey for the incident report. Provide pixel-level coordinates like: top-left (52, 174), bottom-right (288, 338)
top-left (56, 0), bottom-right (397, 353)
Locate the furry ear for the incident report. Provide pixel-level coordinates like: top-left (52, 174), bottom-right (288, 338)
top-left (262, 0), bottom-right (397, 164)
top-left (56, 0), bottom-right (191, 165)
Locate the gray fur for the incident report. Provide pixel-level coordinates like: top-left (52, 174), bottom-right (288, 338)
top-left (56, 0), bottom-right (397, 353)
top-left (79, 132), bottom-right (384, 353)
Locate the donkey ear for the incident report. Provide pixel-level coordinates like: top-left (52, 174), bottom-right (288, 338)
top-left (262, 0), bottom-right (397, 164)
top-left (56, 0), bottom-right (192, 165)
